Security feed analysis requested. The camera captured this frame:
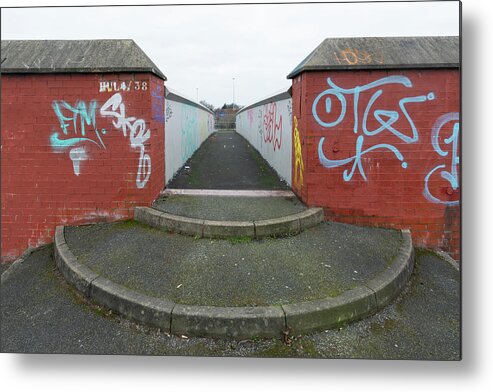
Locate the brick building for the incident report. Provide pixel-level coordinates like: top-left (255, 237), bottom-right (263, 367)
top-left (1, 39), bottom-right (167, 261)
top-left (287, 36), bottom-right (460, 259)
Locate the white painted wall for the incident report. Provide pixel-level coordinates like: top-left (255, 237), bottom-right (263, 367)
top-left (165, 90), bottom-right (215, 184)
top-left (236, 95), bottom-right (292, 185)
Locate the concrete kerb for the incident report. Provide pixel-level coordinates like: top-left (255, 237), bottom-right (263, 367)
top-left (134, 206), bottom-right (324, 239)
top-left (282, 229), bottom-right (415, 335)
top-left (1, 246), bottom-right (36, 283)
top-left (171, 304), bottom-right (286, 339)
top-left (54, 225), bottom-right (175, 333)
top-left (202, 220), bottom-right (255, 239)
top-left (364, 229), bottom-right (415, 309)
top-left (90, 276), bottom-right (174, 331)
top-left (54, 227), bottom-right (98, 297)
top-left (54, 225), bottom-right (414, 339)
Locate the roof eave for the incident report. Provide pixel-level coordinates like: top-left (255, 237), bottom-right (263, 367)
top-left (287, 62), bottom-right (460, 79)
top-left (0, 67), bottom-right (167, 80)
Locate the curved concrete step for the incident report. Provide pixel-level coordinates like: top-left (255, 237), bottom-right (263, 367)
top-left (134, 206), bottom-right (325, 239)
top-left (54, 223), bottom-right (415, 339)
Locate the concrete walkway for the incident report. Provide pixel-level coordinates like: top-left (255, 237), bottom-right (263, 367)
top-left (152, 194), bottom-right (307, 221)
top-left (62, 220), bottom-right (403, 307)
top-left (1, 244), bottom-right (460, 359)
top-left (167, 131), bottom-right (289, 190)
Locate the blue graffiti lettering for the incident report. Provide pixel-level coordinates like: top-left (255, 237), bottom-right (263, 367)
top-left (318, 135), bottom-right (406, 182)
top-left (50, 133), bottom-right (100, 150)
top-left (51, 99), bottom-right (106, 177)
top-left (181, 105), bottom-right (198, 161)
top-left (50, 93), bottom-right (152, 189)
top-left (313, 76), bottom-right (434, 181)
top-left (51, 99), bottom-right (106, 148)
top-left (423, 112), bottom-right (460, 205)
top-left (152, 85), bottom-right (165, 123)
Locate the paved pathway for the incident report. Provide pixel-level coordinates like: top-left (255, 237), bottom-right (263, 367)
top-left (1, 245), bottom-right (460, 359)
top-left (167, 131), bottom-right (289, 190)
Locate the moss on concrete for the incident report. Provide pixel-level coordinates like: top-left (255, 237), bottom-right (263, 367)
top-left (3, 240), bottom-right (460, 358)
top-left (369, 318), bottom-right (398, 335)
top-left (64, 220), bottom-right (402, 308)
top-left (246, 145), bottom-right (285, 188)
top-left (255, 336), bottom-right (320, 358)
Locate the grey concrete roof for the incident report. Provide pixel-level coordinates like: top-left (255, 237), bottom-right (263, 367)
top-left (1, 39), bottom-right (166, 80)
top-left (287, 36), bottom-right (459, 78)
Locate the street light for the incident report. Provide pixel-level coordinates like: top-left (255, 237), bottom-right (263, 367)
top-left (232, 78), bottom-right (235, 108)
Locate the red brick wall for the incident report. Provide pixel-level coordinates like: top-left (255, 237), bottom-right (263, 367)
top-left (1, 72), bottom-right (165, 262)
top-left (292, 69), bottom-right (460, 259)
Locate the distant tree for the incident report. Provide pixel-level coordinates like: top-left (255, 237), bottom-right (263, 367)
top-left (200, 100), bottom-right (216, 111)
top-left (221, 103), bottom-right (241, 110)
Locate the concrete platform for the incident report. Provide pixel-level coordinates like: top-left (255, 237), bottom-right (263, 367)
top-left (152, 194), bottom-right (307, 221)
top-left (54, 220), bottom-right (414, 339)
top-left (136, 195), bottom-right (324, 239)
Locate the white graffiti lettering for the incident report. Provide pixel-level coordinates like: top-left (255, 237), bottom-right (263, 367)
top-left (100, 93), bottom-right (152, 188)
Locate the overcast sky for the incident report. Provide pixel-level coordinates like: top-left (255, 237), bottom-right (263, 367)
top-left (1, 1), bottom-right (459, 108)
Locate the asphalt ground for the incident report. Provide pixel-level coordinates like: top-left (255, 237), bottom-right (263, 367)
top-left (1, 244), bottom-right (460, 359)
top-left (152, 195), bottom-right (307, 221)
top-left (63, 220), bottom-right (402, 306)
top-left (166, 131), bottom-right (290, 190)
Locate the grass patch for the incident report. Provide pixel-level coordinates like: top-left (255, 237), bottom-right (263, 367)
top-left (256, 337), bottom-right (320, 358)
top-left (326, 288), bottom-right (343, 297)
top-left (229, 236), bottom-right (253, 244)
top-left (118, 219), bottom-right (140, 228)
top-left (414, 247), bottom-right (441, 258)
top-left (369, 318), bottom-right (398, 336)
top-left (246, 144), bottom-right (285, 188)
top-left (188, 169), bottom-right (201, 187)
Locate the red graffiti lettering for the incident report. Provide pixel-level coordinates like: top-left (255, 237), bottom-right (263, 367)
top-left (263, 103), bottom-right (282, 151)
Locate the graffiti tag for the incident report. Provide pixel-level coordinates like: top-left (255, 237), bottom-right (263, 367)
top-left (100, 93), bottom-right (152, 188)
top-left (423, 112), bottom-right (460, 205)
top-left (51, 99), bottom-right (106, 176)
top-left (165, 101), bottom-right (173, 123)
top-left (151, 84), bottom-right (165, 123)
top-left (247, 109), bottom-right (254, 128)
top-left (208, 113), bottom-right (215, 134)
top-left (263, 102), bottom-right (283, 151)
top-left (51, 93), bottom-right (152, 188)
top-left (181, 105), bottom-right (198, 161)
top-left (333, 48), bottom-right (384, 66)
top-left (313, 76), bottom-right (435, 181)
top-left (293, 116), bottom-right (304, 189)
top-left (257, 109), bottom-right (263, 145)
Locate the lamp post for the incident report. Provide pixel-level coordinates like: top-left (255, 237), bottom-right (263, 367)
top-left (232, 77), bottom-right (235, 108)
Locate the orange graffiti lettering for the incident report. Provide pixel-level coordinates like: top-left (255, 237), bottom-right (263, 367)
top-left (333, 48), bottom-right (384, 65)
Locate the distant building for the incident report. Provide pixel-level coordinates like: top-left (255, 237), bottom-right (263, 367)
top-left (215, 107), bottom-right (239, 130)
